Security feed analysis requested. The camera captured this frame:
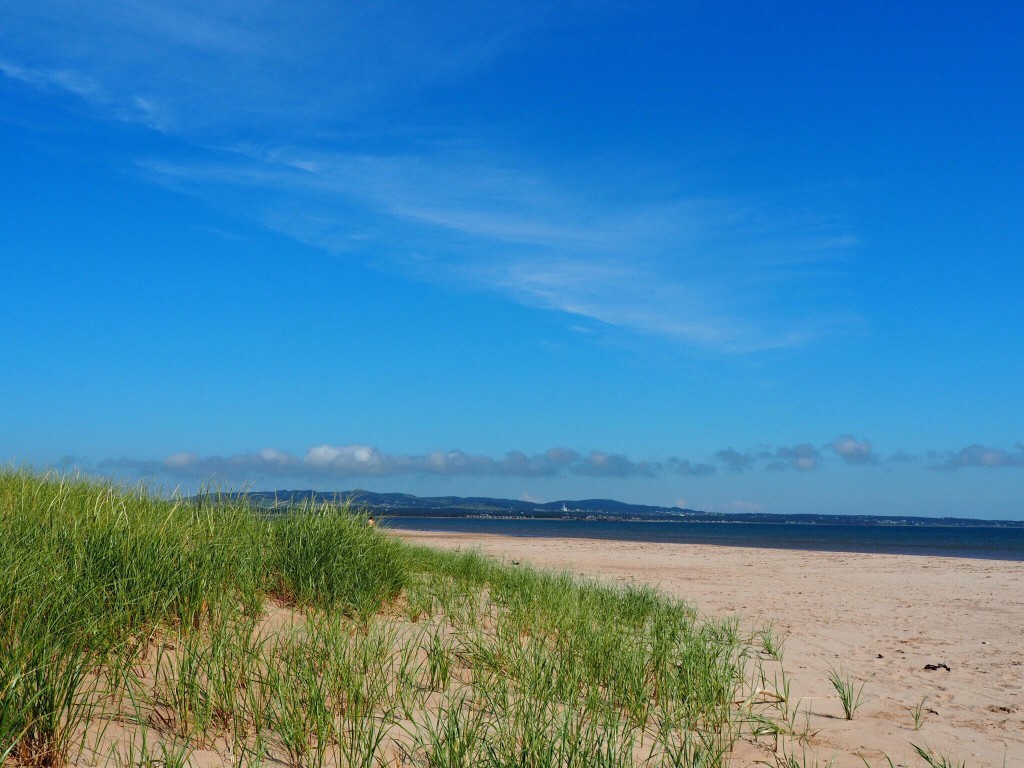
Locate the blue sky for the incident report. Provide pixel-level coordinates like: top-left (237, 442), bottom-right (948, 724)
top-left (2, 1), bottom-right (1022, 519)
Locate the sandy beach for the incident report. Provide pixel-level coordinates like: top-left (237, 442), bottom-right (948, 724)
top-left (397, 530), bottom-right (1024, 768)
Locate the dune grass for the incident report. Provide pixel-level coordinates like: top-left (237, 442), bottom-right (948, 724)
top-left (826, 667), bottom-right (866, 722)
top-left (1, 469), bottom-right (807, 766)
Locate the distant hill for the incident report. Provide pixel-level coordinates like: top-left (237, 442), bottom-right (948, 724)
top-left (206, 489), bottom-right (1024, 527)
top-left (214, 488), bottom-right (693, 519)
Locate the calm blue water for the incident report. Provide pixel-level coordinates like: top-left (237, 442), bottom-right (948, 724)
top-left (383, 517), bottom-right (1024, 561)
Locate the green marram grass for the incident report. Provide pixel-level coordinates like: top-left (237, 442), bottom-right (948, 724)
top-left (0, 469), bottom-right (923, 767)
top-left (826, 667), bottom-right (866, 722)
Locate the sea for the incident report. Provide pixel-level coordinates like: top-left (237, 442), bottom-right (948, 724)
top-left (382, 517), bottom-right (1024, 562)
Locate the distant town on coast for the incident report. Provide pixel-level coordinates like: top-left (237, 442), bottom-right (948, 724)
top-left (214, 489), bottom-right (1024, 528)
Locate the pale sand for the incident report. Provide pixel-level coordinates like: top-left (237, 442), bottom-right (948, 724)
top-left (397, 530), bottom-right (1024, 768)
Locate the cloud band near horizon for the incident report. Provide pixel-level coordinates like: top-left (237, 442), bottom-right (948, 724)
top-left (94, 438), bottom-right (1024, 482)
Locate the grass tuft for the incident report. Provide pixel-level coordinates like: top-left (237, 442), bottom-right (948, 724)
top-left (912, 744), bottom-right (966, 768)
top-left (826, 666), bottom-right (866, 721)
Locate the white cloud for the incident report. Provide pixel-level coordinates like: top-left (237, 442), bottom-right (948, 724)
top-left (765, 444), bottom-right (820, 472)
top-left (95, 438), bottom-right (1017, 484)
top-left (714, 443), bottom-right (821, 472)
top-left (714, 447), bottom-right (758, 472)
top-left (102, 444), bottom-right (663, 481)
top-left (163, 451), bottom-right (198, 469)
top-left (931, 443), bottom-right (1024, 471)
top-left (830, 434), bottom-right (879, 465)
top-left (673, 460), bottom-right (716, 476)
top-left (305, 444), bottom-right (387, 471)
top-left (571, 450), bottom-right (660, 478)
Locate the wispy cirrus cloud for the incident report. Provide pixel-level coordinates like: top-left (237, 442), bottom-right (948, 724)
top-left (0, 59), bottom-right (176, 129)
top-left (1, 1), bottom-right (569, 132)
top-left (3, 0), bottom-right (858, 352)
top-left (0, 61), bottom-right (103, 101)
top-left (135, 147), bottom-right (857, 351)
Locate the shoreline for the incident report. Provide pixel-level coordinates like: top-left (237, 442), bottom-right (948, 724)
top-left (382, 518), bottom-right (1024, 562)
top-left (395, 530), bottom-right (1024, 767)
top-left (385, 516), bottom-right (1024, 527)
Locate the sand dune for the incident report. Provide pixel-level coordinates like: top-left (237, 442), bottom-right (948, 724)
top-left (397, 530), bottom-right (1024, 767)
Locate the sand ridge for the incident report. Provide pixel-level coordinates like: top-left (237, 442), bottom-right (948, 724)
top-left (396, 530), bottom-right (1024, 767)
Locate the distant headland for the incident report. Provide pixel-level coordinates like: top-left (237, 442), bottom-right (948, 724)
top-left (212, 489), bottom-right (1024, 527)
